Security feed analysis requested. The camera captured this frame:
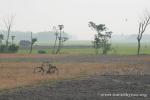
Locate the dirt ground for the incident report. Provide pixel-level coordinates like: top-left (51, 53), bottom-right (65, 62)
top-left (0, 75), bottom-right (149, 100)
top-left (0, 54), bottom-right (150, 64)
top-left (0, 54), bottom-right (149, 100)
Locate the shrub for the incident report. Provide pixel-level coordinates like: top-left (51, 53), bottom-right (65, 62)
top-left (0, 44), bottom-right (19, 53)
top-left (38, 50), bottom-right (47, 54)
top-left (8, 44), bottom-right (19, 53)
top-left (0, 44), bottom-right (7, 53)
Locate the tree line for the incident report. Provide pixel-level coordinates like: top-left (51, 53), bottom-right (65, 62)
top-left (0, 11), bottom-right (150, 55)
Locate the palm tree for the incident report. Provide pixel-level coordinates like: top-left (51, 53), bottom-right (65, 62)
top-left (29, 32), bottom-right (37, 54)
top-left (53, 31), bottom-right (59, 53)
top-left (11, 35), bottom-right (15, 44)
top-left (56, 24), bottom-right (64, 54)
top-left (52, 26), bottom-right (59, 54)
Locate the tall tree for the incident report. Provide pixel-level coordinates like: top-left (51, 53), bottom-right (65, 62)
top-left (29, 32), bottom-right (37, 54)
top-left (56, 25), bottom-right (64, 54)
top-left (137, 12), bottom-right (150, 55)
top-left (52, 26), bottom-right (59, 54)
top-left (89, 21), bottom-right (112, 54)
top-left (3, 15), bottom-right (15, 51)
top-left (52, 25), bottom-right (68, 54)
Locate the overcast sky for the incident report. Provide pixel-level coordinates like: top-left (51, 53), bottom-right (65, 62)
top-left (0, 0), bottom-right (150, 40)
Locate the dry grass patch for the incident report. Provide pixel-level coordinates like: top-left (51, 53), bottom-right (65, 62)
top-left (0, 62), bottom-right (148, 90)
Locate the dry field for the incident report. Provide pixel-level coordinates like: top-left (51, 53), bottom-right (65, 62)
top-left (0, 54), bottom-right (149, 91)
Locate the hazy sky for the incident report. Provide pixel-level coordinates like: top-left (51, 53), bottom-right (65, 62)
top-left (0, 0), bottom-right (150, 40)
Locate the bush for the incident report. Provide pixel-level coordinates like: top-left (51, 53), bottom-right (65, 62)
top-left (0, 44), bottom-right (19, 53)
top-left (0, 44), bottom-right (7, 53)
top-left (38, 50), bottom-right (47, 54)
top-left (8, 44), bottom-right (19, 53)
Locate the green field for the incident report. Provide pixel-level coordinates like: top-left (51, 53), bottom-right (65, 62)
top-left (18, 41), bottom-right (150, 55)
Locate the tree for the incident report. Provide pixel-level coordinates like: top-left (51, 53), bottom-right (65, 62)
top-left (137, 12), bottom-right (150, 55)
top-left (0, 34), bottom-right (4, 45)
top-left (29, 32), bottom-right (37, 54)
top-left (89, 21), bottom-right (112, 54)
top-left (56, 25), bottom-right (64, 54)
top-left (3, 15), bottom-right (15, 51)
top-left (11, 35), bottom-right (15, 45)
top-left (52, 25), bottom-right (68, 54)
top-left (52, 26), bottom-right (59, 54)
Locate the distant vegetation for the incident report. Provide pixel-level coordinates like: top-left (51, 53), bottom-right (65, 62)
top-left (38, 50), bottom-right (47, 54)
top-left (0, 31), bottom-right (70, 43)
top-left (15, 42), bottom-right (150, 55)
top-left (0, 11), bottom-right (149, 55)
top-left (0, 16), bottom-right (19, 53)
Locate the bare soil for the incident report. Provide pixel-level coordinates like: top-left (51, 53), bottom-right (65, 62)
top-left (0, 75), bottom-right (149, 100)
top-left (0, 54), bottom-right (149, 100)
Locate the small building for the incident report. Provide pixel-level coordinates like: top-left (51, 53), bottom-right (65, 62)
top-left (19, 40), bottom-right (31, 48)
